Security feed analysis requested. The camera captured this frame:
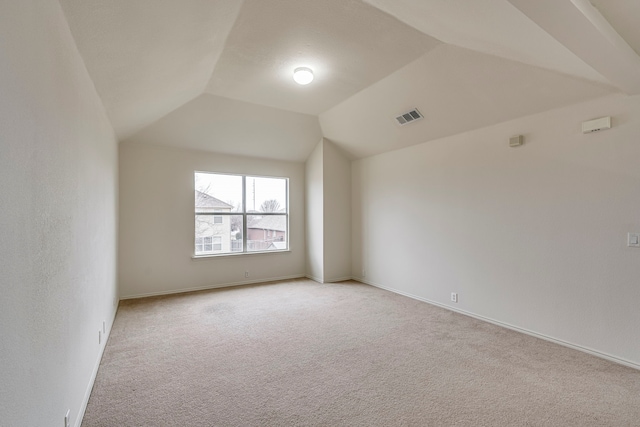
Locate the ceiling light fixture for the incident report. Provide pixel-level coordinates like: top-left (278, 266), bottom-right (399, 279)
top-left (293, 67), bottom-right (314, 85)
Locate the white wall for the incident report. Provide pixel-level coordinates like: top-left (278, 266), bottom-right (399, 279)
top-left (0, 2), bottom-right (119, 426)
top-left (305, 139), bottom-right (352, 283)
top-left (119, 143), bottom-right (306, 298)
top-left (305, 141), bottom-right (325, 282)
top-left (352, 93), bottom-right (640, 368)
top-left (320, 44), bottom-right (613, 159)
top-left (322, 140), bottom-right (352, 282)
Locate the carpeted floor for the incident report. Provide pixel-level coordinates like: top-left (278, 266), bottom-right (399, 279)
top-left (82, 279), bottom-right (640, 426)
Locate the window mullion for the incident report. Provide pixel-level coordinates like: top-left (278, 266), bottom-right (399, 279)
top-left (194, 172), bottom-right (288, 256)
top-left (242, 175), bottom-right (247, 253)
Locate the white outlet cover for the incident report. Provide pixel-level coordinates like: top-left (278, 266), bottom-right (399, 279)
top-left (628, 233), bottom-right (640, 247)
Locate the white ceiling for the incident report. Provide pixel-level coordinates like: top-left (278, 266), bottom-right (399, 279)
top-left (127, 94), bottom-right (322, 162)
top-left (59, 0), bottom-right (640, 161)
top-left (205, 0), bottom-right (441, 115)
top-left (591, 0), bottom-right (640, 57)
top-left (362, 0), bottom-right (610, 84)
top-left (320, 44), bottom-right (613, 158)
top-left (58, 0), bottom-right (244, 140)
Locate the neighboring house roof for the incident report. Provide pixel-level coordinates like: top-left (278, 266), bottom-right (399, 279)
top-left (268, 241), bottom-right (287, 250)
top-left (248, 215), bottom-right (286, 232)
top-left (195, 190), bottom-right (233, 210)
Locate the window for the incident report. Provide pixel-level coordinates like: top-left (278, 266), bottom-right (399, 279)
top-left (194, 172), bottom-right (288, 256)
top-left (195, 236), bottom-right (222, 253)
top-left (212, 236), bottom-right (222, 251)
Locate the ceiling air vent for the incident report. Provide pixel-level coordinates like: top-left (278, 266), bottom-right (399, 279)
top-left (395, 108), bottom-right (423, 126)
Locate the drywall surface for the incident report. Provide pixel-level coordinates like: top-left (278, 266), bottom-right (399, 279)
top-left (352, 94), bottom-right (640, 366)
top-left (305, 139), bottom-right (351, 283)
top-left (0, 2), bottom-right (118, 426)
top-left (322, 140), bottom-right (352, 282)
top-left (119, 144), bottom-right (305, 297)
top-left (305, 141), bottom-right (324, 282)
top-left (320, 44), bottom-right (614, 159)
top-left (123, 93), bottom-right (323, 162)
top-left (58, 0), bottom-right (243, 140)
top-left (205, 0), bottom-right (440, 115)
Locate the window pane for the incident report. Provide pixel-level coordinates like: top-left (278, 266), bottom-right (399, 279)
top-left (212, 236), bottom-right (222, 251)
top-left (195, 172), bottom-right (242, 213)
top-left (194, 172), bottom-right (289, 256)
top-left (245, 176), bottom-right (287, 213)
top-left (195, 214), bottom-right (243, 255)
top-left (247, 214), bottom-right (287, 252)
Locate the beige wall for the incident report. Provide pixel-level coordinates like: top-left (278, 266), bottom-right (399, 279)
top-left (119, 143), bottom-right (305, 298)
top-left (352, 93), bottom-right (640, 368)
top-left (322, 140), bottom-right (352, 282)
top-left (305, 141), bottom-right (325, 282)
top-left (0, 1), bottom-right (119, 426)
top-left (305, 139), bottom-right (352, 283)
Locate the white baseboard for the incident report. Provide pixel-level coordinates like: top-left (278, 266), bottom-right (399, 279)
top-left (306, 275), bottom-right (354, 284)
top-left (120, 274), bottom-right (306, 300)
top-left (305, 274), bottom-right (323, 283)
top-left (325, 276), bottom-right (353, 283)
top-left (354, 277), bottom-right (640, 371)
top-left (76, 301), bottom-right (119, 427)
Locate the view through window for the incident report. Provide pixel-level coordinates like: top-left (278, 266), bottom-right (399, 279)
top-left (194, 172), bottom-right (288, 256)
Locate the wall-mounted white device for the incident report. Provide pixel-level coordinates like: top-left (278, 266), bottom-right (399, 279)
top-left (509, 135), bottom-right (524, 147)
top-left (582, 116), bottom-right (611, 133)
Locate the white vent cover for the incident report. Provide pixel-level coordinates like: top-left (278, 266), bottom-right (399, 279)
top-left (395, 108), bottom-right (423, 126)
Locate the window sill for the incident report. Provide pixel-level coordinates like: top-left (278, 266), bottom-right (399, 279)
top-left (191, 249), bottom-right (291, 260)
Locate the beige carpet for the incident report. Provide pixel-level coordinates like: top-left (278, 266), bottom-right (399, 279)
top-left (82, 279), bottom-right (640, 426)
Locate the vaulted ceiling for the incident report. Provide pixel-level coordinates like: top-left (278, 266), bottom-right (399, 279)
top-left (58, 0), bottom-right (640, 161)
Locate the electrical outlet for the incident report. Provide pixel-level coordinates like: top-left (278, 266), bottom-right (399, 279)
top-left (628, 232), bottom-right (640, 247)
top-left (65, 409), bottom-right (70, 427)
top-left (244, 271), bottom-right (249, 278)
top-left (98, 330), bottom-right (102, 345)
top-left (451, 292), bottom-right (458, 303)
top-left (102, 320), bottom-right (106, 334)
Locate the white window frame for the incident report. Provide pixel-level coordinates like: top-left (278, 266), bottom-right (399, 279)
top-left (212, 236), bottom-right (222, 251)
top-left (194, 172), bottom-right (289, 257)
top-left (195, 235), bottom-right (222, 253)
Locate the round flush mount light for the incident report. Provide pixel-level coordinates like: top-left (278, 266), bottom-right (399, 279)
top-left (293, 67), bottom-right (314, 85)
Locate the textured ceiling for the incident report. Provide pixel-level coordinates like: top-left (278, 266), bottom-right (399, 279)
top-left (126, 94), bottom-right (322, 162)
top-left (58, 0), bottom-right (244, 140)
top-left (205, 0), bottom-right (441, 115)
top-left (320, 44), bottom-right (614, 159)
top-left (507, 0), bottom-right (640, 95)
top-left (590, 0), bottom-right (640, 56)
top-left (362, 0), bottom-right (610, 84)
top-left (59, 0), bottom-right (640, 161)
